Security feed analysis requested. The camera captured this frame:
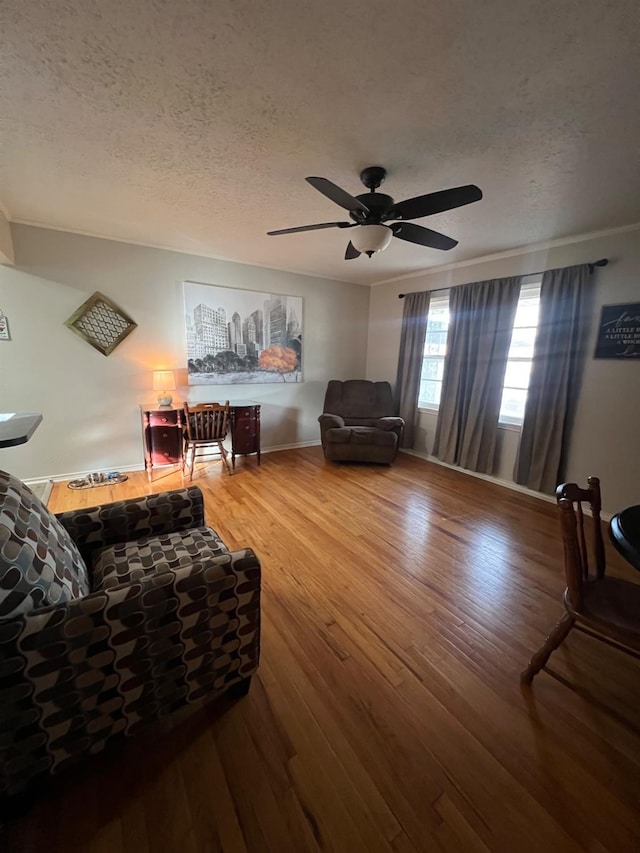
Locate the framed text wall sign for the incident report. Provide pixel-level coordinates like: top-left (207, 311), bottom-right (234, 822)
top-left (594, 302), bottom-right (640, 359)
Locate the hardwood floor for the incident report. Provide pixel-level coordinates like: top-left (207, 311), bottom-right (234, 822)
top-left (5, 448), bottom-right (640, 852)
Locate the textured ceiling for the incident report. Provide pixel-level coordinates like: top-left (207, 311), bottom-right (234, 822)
top-left (1, 0), bottom-right (639, 285)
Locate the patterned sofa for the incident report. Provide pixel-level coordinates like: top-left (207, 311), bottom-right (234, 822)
top-left (0, 469), bottom-right (261, 796)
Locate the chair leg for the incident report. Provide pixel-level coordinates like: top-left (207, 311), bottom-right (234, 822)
top-left (189, 445), bottom-right (196, 481)
top-left (521, 613), bottom-right (575, 685)
top-left (219, 441), bottom-right (231, 475)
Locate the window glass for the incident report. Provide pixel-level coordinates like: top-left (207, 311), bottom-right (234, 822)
top-left (503, 359), bottom-right (532, 390)
top-left (499, 282), bottom-right (541, 424)
top-left (419, 379), bottom-right (442, 407)
top-left (417, 291), bottom-right (450, 409)
top-left (499, 388), bottom-right (529, 424)
top-left (418, 281), bottom-right (542, 427)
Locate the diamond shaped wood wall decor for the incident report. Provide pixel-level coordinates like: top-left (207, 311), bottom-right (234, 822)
top-left (65, 292), bottom-right (137, 356)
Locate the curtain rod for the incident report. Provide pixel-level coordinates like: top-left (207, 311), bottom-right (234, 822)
top-left (398, 258), bottom-right (609, 298)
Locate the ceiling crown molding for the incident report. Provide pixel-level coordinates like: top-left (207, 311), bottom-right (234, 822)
top-left (371, 221), bottom-right (640, 286)
top-left (9, 215), bottom-right (640, 288)
top-left (9, 217), bottom-right (355, 286)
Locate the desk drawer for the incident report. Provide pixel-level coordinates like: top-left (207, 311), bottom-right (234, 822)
top-left (228, 404), bottom-right (260, 464)
top-left (148, 410), bottom-right (180, 427)
top-left (232, 406), bottom-right (255, 420)
top-left (148, 426), bottom-right (182, 463)
top-left (233, 429), bottom-right (258, 454)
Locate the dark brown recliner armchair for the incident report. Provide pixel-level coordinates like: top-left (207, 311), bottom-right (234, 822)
top-left (318, 380), bottom-right (404, 464)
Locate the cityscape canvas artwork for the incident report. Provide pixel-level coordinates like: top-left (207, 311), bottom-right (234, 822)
top-left (184, 281), bottom-right (303, 385)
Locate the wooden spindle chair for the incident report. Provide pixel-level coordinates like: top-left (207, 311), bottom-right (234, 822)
top-left (521, 476), bottom-right (640, 684)
top-left (183, 402), bottom-right (231, 480)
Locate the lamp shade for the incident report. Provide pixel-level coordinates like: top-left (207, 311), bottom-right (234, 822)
top-left (152, 370), bottom-right (176, 391)
top-left (152, 370), bottom-right (176, 407)
top-left (350, 224), bottom-right (393, 256)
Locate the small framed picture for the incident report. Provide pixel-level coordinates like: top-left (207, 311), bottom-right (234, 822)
top-left (0, 311), bottom-right (10, 341)
top-left (65, 292), bottom-right (137, 356)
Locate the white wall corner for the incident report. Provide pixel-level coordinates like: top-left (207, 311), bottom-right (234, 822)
top-left (0, 210), bottom-right (15, 265)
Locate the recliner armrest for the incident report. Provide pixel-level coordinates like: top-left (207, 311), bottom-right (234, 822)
top-left (318, 413), bottom-right (345, 429)
top-left (56, 487), bottom-right (205, 562)
top-left (318, 412), bottom-right (345, 445)
top-left (373, 417), bottom-right (405, 431)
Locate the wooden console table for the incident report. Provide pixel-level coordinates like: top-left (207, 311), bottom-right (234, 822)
top-left (141, 402), bottom-right (260, 474)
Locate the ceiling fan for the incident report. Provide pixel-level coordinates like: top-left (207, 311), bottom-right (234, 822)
top-left (267, 166), bottom-right (483, 260)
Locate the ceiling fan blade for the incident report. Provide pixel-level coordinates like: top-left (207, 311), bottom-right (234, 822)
top-left (391, 222), bottom-right (458, 251)
top-left (267, 221), bottom-right (353, 236)
top-left (306, 177), bottom-right (370, 214)
top-left (345, 241), bottom-right (361, 260)
top-left (388, 185), bottom-right (482, 221)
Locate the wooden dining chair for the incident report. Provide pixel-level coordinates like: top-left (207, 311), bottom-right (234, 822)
top-left (183, 402), bottom-right (231, 480)
top-left (521, 476), bottom-right (640, 684)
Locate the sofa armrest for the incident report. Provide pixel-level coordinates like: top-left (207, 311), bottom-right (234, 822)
top-left (56, 487), bottom-right (205, 562)
top-left (0, 546), bottom-right (261, 795)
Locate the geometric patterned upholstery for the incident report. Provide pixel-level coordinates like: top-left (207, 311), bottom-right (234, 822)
top-left (0, 484), bottom-right (261, 796)
top-left (55, 487), bottom-right (209, 566)
top-left (0, 469), bottom-right (90, 619)
top-left (92, 526), bottom-right (229, 589)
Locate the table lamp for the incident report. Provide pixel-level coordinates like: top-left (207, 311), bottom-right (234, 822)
top-left (152, 370), bottom-right (176, 407)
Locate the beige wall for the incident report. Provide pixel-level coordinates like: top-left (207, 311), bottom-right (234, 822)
top-left (366, 226), bottom-right (640, 514)
top-left (0, 224), bottom-right (370, 481)
top-left (0, 212), bottom-right (14, 265)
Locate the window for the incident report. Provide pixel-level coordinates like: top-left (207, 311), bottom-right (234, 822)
top-left (417, 281), bottom-right (541, 426)
top-left (498, 282), bottom-right (540, 425)
top-left (418, 290), bottom-right (450, 409)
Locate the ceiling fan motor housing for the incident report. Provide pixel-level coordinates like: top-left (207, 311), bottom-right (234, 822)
top-left (351, 193), bottom-right (395, 223)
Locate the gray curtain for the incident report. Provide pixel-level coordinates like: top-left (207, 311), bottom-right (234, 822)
top-left (433, 277), bottom-right (522, 473)
top-left (514, 263), bottom-right (592, 493)
top-left (395, 290), bottom-right (430, 448)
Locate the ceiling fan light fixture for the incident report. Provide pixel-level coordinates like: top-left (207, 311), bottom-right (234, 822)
top-left (350, 224), bottom-right (393, 257)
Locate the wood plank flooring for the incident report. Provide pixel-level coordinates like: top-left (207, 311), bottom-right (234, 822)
top-left (4, 448), bottom-right (640, 852)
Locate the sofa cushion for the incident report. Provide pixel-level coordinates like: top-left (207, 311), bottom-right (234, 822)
top-left (92, 526), bottom-right (229, 590)
top-left (325, 426), bottom-right (397, 447)
top-left (0, 469), bottom-right (90, 619)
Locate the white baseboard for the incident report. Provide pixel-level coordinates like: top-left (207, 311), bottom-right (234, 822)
top-left (25, 462), bottom-right (145, 485)
top-left (261, 439), bottom-right (322, 453)
top-left (24, 479), bottom-right (54, 505)
top-left (22, 441), bottom-right (324, 486)
top-left (400, 449), bottom-right (613, 522)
